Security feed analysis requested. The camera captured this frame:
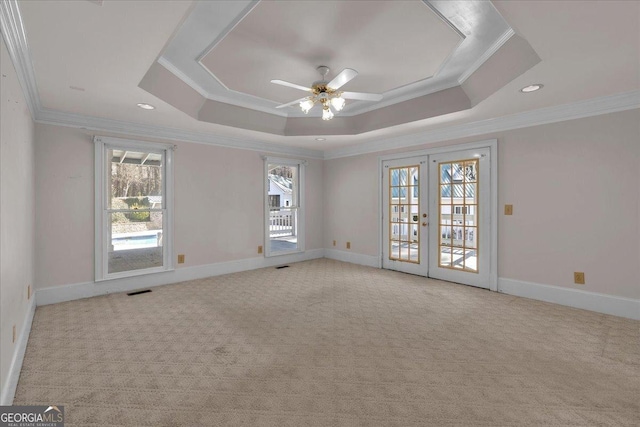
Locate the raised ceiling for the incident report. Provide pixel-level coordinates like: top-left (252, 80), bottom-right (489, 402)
top-left (5, 0), bottom-right (639, 154)
top-left (144, 0), bottom-right (542, 135)
top-left (200, 1), bottom-right (462, 103)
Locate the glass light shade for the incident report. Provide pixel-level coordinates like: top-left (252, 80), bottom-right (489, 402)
top-left (322, 106), bottom-right (334, 121)
top-left (300, 99), bottom-right (314, 114)
top-left (330, 96), bottom-right (345, 111)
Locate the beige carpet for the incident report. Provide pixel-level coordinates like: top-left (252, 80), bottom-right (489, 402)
top-left (14, 259), bottom-right (640, 426)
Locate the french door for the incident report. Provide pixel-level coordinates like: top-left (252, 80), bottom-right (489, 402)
top-left (382, 147), bottom-right (493, 289)
top-left (428, 148), bottom-right (491, 288)
top-left (382, 157), bottom-right (429, 275)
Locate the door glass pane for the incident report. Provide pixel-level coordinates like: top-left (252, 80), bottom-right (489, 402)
top-left (439, 246), bottom-right (451, 267)
top-left (388, 165), bottom-right (420, 264)
top-left (438, 159), bottom-right (479, 273)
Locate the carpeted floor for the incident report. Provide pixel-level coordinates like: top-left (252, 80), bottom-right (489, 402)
top-left (14, 259), bottom-right (639, 426)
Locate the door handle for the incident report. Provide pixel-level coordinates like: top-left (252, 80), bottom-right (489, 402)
top-left (422, 222), bottom-right (428, 226)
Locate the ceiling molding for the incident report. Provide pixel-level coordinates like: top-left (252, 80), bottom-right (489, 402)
top-left (35, 108), bottom-right (324, 159)
top-left (3, 0), bottom-right (638, 162)
top-left (458, 28), bottom-right (515, 84)
top-left (157, 56), bottom-right (210, 99)
top-left (0, 0), bottom-right (41, 118)
top-left (157, 57), bottom-right (288, 118)
top-left (323, 91), bottom-right (640, 159)
top-left (160, 0), bottom-right (513, 118)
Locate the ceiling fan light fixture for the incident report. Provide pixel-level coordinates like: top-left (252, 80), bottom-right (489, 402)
top-left (330, 95), bottom-right (345, 112)
top-left (300, 98), bottom-right (314, 114)
top-left (322, 106), bottom-right (334, 121)
top-left (273, 66), bottom-right (381, 121)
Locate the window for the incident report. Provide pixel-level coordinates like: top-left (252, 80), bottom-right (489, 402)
top-left (268, 195), bottom-right (280, 207)
top-left (94, 137), bottom-right (174, 280)
top-left (264, 157), bottom-right (305, 256)
top-left (454, 206), bottom-right (471, 215)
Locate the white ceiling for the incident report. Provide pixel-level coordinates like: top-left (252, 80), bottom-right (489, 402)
top-left (10, 0), bottom-right (640, 152)
top-left (200, 1), bottom-right (461, 103)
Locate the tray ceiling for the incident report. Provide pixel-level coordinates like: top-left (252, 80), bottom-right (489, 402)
top-left (10, 0), bottom-right (638, 151)
top-left (141, 0), bottom-right (540, 135)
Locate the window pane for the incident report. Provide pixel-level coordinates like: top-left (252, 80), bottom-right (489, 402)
top-left (409, 243), bottom-right (419, 262)
top-left (464, 162), bottom-right (477, 182)
top-left (440, 246), bottom-right (451, 267)
top-left (108, 149), bottom-right (163, 209)
top-left (438, 159), bottom-right (479, 273)
top-left (268, 163), bottom-right (300, 255)
top-left (109, 211), bottom-right (163, 274)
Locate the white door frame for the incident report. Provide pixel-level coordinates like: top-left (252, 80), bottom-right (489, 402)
top-left (378, 139), bottom-right (498, 291)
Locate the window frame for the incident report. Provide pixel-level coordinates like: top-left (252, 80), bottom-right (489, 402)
top-left (263, 156), bottom-right (306, 257)
top-left (94, 136), bottom-right (175, 281)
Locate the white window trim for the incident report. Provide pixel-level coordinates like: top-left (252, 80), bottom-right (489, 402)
top-left (263, 156), bottom-right (307, 257)
top-left (94, 136), bottom-right (175, 281)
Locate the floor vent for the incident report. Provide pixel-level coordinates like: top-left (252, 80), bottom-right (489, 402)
top-left (127, 289), bottom-right (152, 296)
top-left (275, 265), bottom-right (290, 269)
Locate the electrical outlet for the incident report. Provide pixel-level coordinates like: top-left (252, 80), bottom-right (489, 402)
top-left (504, 204), bottom-right (513, 215)
top-left (258, 245), bottom-right (263, 254)
top-left (12, 325), bottom-right (16, 343)
top-left (27, 285), bottom-right (31, 300)
top-left (346, 241), bottom-right (351, 249)
top-left (177, 254), bottom-right (185, 264)
top-left (333, 240), bottom-right (336, 246)
top-left (574, 272), bottom-right (585, 285)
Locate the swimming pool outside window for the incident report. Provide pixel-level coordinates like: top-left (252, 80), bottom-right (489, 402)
top-left (94, 137), bottom-right (174, 280)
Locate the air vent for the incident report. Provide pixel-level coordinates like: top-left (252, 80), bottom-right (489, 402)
top-left (127, 289), bottom-right (151, 296)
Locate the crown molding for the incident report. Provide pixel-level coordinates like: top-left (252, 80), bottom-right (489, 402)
top-left (36, 108), bottom-right (324, 159)
top-left (158, 56), bottom-right (289, 118)
top-left (324, 91), bottom-right (640, 159)
top-left (458, 27), bottom-right (515, 84)
top-left (3, 0), bottom-right (638, 162)
top-left (0, 0), bottom-right (40, 118)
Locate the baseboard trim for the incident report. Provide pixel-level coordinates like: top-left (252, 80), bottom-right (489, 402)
top-left (498, 278), bottom-right (640, 320)
top-left (324, 248), bottom-right (381, 268)
top-left (36, 249), bottom-right (325, 306)
top-left (1, 296), bottom-right (36, 405)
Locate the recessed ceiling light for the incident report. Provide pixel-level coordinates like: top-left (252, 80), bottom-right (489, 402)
top-left (315, 138), bottom-right (326, 141)
top-left (520, 84), bottom-right (543, 93)
top-left (136, 103), bottom-right (155, 110)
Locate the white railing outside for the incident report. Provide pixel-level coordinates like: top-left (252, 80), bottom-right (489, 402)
top-left (270, 209), bottom-right (296, 238)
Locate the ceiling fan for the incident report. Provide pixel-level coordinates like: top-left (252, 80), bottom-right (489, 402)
top-left (271, 66), bottom-right (383, 120)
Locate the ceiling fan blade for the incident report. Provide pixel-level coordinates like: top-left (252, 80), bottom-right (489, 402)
top-left (327, 68), bottom-right (358, 90)
top-left (341, 91), bottom-right (383, 101)
top-left (275, 96), bottom-right (311, 109)
top-left (271, 79), bottom-right (313, 92)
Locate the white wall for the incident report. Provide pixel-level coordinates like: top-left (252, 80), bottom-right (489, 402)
top-left (324, 109), bottom-right (640, 300)
top-left (34, 124), bottom-right (324, 289)
top-left (0, 37), bottom-right (35, 402)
